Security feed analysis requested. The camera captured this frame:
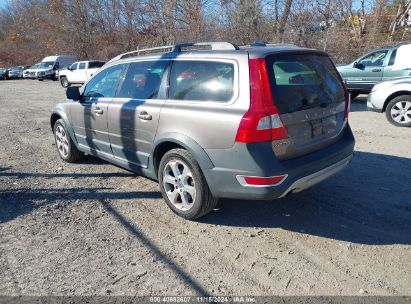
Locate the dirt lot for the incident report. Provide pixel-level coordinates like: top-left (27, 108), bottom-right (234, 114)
top-left (0, 80), bottom-right (410, 296)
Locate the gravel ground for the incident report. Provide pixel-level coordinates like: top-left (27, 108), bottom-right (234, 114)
top-left (0, 80), bottom-right (410, 296)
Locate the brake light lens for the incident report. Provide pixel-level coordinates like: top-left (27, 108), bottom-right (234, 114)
top-left (235, 58), bottom-right (288, 143)
top-left (237, 175), bottom-right (287, 187)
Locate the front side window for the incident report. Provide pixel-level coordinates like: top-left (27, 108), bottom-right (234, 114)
top-left (359, 50), bottom-right (388, 67)
top-left (118, 61), bottom-right (168, 99)
top-left (83, 64), bottom-right (124, 98)
top-left (78, 62), bottom-right (86, 69)
top-left (70, 63), bottom-right (78, 70)
top-left (169, 60), bottom-right (234, 102)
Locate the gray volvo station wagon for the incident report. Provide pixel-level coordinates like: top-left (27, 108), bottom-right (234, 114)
top-left (50, 42), bottom-right (355, 219)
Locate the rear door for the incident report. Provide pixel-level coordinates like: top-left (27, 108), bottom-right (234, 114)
top-left (107, 60), bottom-right (170, 168)
top-left (69, 63), bottom-right (125, 158)
top-left (77, 62), bottom-right (88, 82)
top-left (266, 52), bottom-right (347, 160)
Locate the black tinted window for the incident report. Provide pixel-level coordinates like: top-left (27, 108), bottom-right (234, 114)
top-left (89, 61), bottom-right (105, 68)
top-left (118, 61), bottom-right (168, 99)
top-left (388, 49), bottom-right (397, 66)
top-left (266, 54), bottom-right (345, 114)
top-left (83, 64), bottom-right (124, 98)
top-left (169, 61), bottom-right (234, 102)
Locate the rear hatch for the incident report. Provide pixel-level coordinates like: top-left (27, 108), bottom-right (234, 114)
top-left (265, 52), bottom-right (347, 160)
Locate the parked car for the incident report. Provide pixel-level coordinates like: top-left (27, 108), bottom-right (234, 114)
top-left (367, 77), bottom-right (411, 127)
top-left (0, 68), bottom-right (10, 80)
top-left (8, 66), bottom-right (29, 79)
top-left (23, 64), bottom-right (39, 79)
top-left (337, 43), bottom-right (411, 99)
top-left (59, 60), bottom-right (105, 88)
top-left (55, 64), bottom-right (70, 79)
top-left (36, 55), bottom-right (78, 81)
top-left (50, 42), bottom-right (355, 219)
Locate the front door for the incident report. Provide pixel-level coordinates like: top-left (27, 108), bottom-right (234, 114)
top-left (70, 63), bottom-right (125, 158)
top-left (345, 49), bottom-right (388, 91)
top-left (107, 60), bottom-right (170, 168)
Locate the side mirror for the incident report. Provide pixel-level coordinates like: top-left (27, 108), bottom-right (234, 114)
top-left (354, 62), bottom-right (364, 69)
top-left (66, 87), bottom-right (81, 101)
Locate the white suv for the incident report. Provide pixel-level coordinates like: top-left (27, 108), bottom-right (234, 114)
top-left (59, 60), bottom-right (105, 88)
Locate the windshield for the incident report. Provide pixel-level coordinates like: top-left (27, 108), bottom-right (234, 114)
top-left (39, 61), bottom-right (54, 69)
top-left (0, 68), bottom-right (5, 73)
top-left (266, 53), bottom-right (345, 114)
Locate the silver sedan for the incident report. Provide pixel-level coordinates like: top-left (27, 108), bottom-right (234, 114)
top-left (367, 77), bottom-right (411, 127)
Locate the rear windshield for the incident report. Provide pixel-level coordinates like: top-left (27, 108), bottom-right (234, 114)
top-left (266, 54), bottom-right (345, 114)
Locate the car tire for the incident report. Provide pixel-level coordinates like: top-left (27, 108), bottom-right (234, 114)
top-left (38, 79), bottom-right (43, 81)
top-left (385, 95), bottom-right (411, 127)
top-left (53, 119), bottom-right (85, 162)
top-left (158, 148), bottom-right (218, 220)
top-left (60, 77), bottom-right (70, 88)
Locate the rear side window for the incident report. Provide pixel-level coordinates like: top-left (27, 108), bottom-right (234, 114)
top-left (89, 61), bottom-right (105, 68)
top-left (169, 60), bottom-right (234, 102)
top-left (118, 61), bottom-right (168, 99)
top-left (388, 49), bottom-right (397, 66)
top-left (266, 54), bottom-right (345, 114)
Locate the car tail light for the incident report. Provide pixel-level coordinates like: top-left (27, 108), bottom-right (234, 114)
top-left (344, 86), bottom-right (351, 124)
top-left (236, 174), bottom-right (287, 187)
top-left (235, 58), bottom-right (288, 143)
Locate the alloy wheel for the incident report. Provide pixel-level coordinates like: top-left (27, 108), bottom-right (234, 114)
top-left (162, 160), bottom-right (196, 211)
top-left (55, 125), bottom-right (69, 158)
top-left (390, 101), bottom-right (411, 124)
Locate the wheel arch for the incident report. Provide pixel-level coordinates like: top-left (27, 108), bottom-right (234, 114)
top-left (383, 91), bottom-right (411, 112)
top-left (151, 133), bottom-right (214, 179)
top-left (50, 110), bottom-right (79, 147)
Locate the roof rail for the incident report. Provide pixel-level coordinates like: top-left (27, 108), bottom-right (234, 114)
top-left (107, 41), bottom-right (240, 63)
top-left (242, 41), bottom-right (297, 48)
top-left (173, 42), bottom-right (239, 51)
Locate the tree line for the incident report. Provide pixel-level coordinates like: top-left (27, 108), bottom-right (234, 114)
top-left (0, 0), bottom-right (410, 66)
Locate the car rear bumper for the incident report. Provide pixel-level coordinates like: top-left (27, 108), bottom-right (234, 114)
top-left (203, 125), bottom-right (355, 200)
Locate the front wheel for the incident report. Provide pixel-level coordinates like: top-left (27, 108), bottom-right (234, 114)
top-left (385, 95), bottom-right (411, 127)
top-left (60, 76), bottom-right (70, 88)
top-left (53, 119), bottom-right (84, 162)
top-left (158, 148), bottom-right (218, 220)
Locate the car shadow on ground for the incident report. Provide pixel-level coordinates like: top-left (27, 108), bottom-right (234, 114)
top-left (200, 151), bottom-right (411, 245)
top-left (1, 151), bottom-right (410, 245)
top-left (350, 96), bottom-right (368, 112)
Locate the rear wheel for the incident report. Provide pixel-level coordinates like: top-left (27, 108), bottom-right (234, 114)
top-left (158, 148), bottom-right (218, 220)
top-left (60, 76), bottom-right (70, 88)
top-left (53, 119), bottom-right (84, 162)
top-left (385, 95), bottom-right (411, 127)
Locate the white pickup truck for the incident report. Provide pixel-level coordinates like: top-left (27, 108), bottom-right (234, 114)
top-left (59, 60), bottom-right (105, 88)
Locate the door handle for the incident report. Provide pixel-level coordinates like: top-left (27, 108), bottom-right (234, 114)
top-left (94, 107), bottom-right (104, 115)
top-left (138, 111), bottom-right (152, 120)
top-left (372, 69), bottom-right (382, 72)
